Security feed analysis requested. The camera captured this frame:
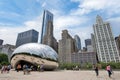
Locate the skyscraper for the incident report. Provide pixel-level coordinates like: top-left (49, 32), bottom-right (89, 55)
top-left (41, 10), bottom-right (53, 43)
top-left (58, 30), bottom-right (75, 63)
top-left (40, 10), bottom-right (58, 52)
top-left (42, 21), bottom-right (58, 52)
top-left (74, 35), bottom-right (81, 51)
top-left (0, 39), bottom-right (3, 45)
top-left (91, 33), bottom-right (96, 52)
top-left (115, 35), bottom-right (120, 55)
top-left (16, 29), bottom-right (39, 47)
top-left (93, 15), bottom-right (120, 62)
top-left (85, 39), bottom-right (91, 48)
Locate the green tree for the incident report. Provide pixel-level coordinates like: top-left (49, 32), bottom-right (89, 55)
top-left (0, 53), bottom-right (9, 65)
top-left (59, 62), bottom-right (80, 70)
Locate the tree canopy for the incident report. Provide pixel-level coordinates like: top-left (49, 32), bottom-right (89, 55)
top-left (0, 53), bottom-right (9, 65)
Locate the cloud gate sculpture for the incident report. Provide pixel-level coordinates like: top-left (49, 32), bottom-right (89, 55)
top-left (11, 43), bottom-right (59, 70)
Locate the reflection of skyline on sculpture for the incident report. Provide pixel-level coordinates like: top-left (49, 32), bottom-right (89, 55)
top-left (11, 43), bottom-right (58, 70)
top-left (13, 43), bottom-right (58, 60)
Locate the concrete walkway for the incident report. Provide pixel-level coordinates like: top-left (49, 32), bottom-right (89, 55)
top-left (0, 70), bottom-right (120, 80)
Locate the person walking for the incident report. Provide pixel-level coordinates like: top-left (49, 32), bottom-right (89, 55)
top-left (7, 64), bottom-right (11, 73)
top-left (40, 64), bottom-right (44, 72)
top-left (1, 65), bottom-right (5, 73)
top-left (93, 64), bottom-right (99, 76)
top-left (106, 65), bottom-right (112, 78)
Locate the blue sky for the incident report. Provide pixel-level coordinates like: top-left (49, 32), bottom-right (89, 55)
top-left (0, 0), bottom-right (120, 47)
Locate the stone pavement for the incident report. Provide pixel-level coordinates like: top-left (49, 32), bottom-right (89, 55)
top-left (0, 70), bottom-right (120, 80)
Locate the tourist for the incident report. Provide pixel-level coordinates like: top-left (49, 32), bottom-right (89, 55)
top-left (37, 65), bottom-right (40, 71)
top-left (106, 64), bottom-right (112, 78)
top-left (23, 64), bottom-right (26, 75)
top-left (1, 65), bottom-right (5, 73)
top-left (16, 64), bottom-right (21, 72)
top-left (7, 64), bottom-right (11, 73)
top-left (93, 64), bottom-right (99, 76)
top-left (40, 64), bottom-right (44, 72)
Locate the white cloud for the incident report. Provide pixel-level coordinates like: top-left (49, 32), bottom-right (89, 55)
top-left (54, 15), bottom-right (89, 29)
top-left (107, 17), bottom-right (120, 37)
top-left (53, 13), bottom-right (91, 47)
top-left (0, 27), bottom-right (22, 45)
top-left (41, 2), bottom-right (46, 8)
top-left (71, 0), bottom-right (120, 16)
top-left (0, 14), bottom-right (43, 45)
top-left (1, 0), bottom-right (120, 48)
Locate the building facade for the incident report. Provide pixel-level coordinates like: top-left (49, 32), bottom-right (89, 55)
top-left (87, 45), bottom-right (94, 52)
top-left (71, 52), bottom-right (97, 65)
top-left (16, 29), bottom-right (39, 47)
top-left (0, 44), bottom-right (16, 61)
top-left (41, 10), bottom-right (53, 43)
top-left (58, 30), bottom-right (75, 63)
top-left (85, 39), bottom-right (91, 48)
top-left (91, 34), bottom-right (96, 52)
top-left (42, 21), bottom-right (58, 52)
top-left (74, 35), bottom-right (81, 51)
top-left (0, 39), bottom-right (3, 45)
top-left (93, 15), bottom-right (120, 62)
top-left (41, 10), bottom-right (58, 52)
top-left (115, 35), bottom-right (120, 55)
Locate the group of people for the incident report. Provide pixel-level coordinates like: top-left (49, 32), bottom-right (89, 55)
top-left (1, 65), bottom-right (11, 73)
top-left (93, 64), bottom-right (113, 78)
top-left (16, 64), bottom-right (32, 75)
top-left (16, 64), bottom-right (44, 75)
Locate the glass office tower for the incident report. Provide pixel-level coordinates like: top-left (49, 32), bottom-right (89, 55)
top-left (41, 10), bottom-right (53, 43)
top-left (16, 29), bottom-right (39, 47)
top-left (74, 35), bottom-right (81, 50)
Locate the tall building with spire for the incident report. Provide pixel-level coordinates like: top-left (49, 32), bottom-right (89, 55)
top-left (93, 15), bottom-right (120, 62)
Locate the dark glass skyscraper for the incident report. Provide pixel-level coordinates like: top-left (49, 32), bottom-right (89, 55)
top-left (74, 35), bottom-right (81, 50)
top-left (40, 10), bottom-right (58, 52)
top-left (41, 10), bottom-right (53, 43)
top-left (16, 29), bottom-right (39, 47)
top-left (0, 39), bottom-right (3, 45)
top-left (85, 39), bottom-right (91, 48)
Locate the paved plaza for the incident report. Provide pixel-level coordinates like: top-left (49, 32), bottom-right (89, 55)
top-left (0, 70), bottom-right (120, 80)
